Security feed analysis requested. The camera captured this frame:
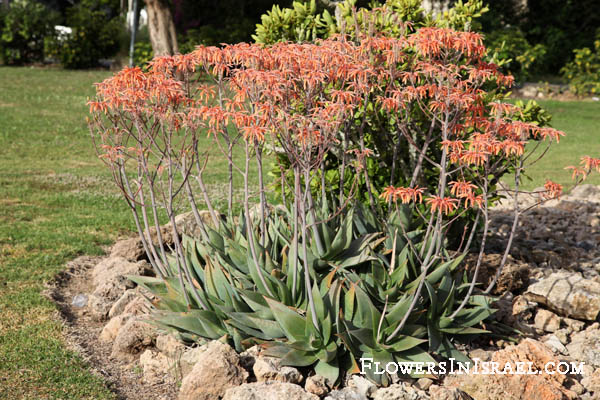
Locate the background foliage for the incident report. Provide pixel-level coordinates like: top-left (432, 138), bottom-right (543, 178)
top-left (48, 0), bottom-right (124, 69)
top-left (561, 33), bottom-right (600, 96)
top-left (0, 0), bottom-right (59, 65)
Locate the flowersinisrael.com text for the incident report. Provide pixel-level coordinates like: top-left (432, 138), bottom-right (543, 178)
top-left (360, 358), bottom-right (585, 376)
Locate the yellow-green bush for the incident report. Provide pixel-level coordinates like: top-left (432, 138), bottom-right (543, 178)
top-left (561, 34), bottom-right (600, 96)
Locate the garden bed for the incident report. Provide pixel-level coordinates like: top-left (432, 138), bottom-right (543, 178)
top-left (47, 185), bottom-right (600, 400)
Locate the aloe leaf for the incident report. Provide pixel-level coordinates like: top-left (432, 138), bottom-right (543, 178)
top-left (354, 285), bottom-right (381, 334)
top-left (279, 348), bottom-right (319, 367)
top-left (344, 283), bottom-right (356, 320)
top-left (386, 335), bottom-right (428, 352)
top-left (393, 346), bottom-right (437, 378)
top-left (438, 326), bottom-right (490, 334)
top-left (247, 254), bottom-right (276, 297)
top-left (223, 238), bottom-right (249, 274)
top-left (239, 290), bottom-right (274, 319)
top-left (187, 242), bottom-right (206, 282)
top-left (265, 297), bottom-right (306, 342)
top-left (452, 305), bottom-right (495, 327)
top-left (323, 210), bottom-right (353, 259)
top-left (436, 336), bottom-right (472, 365)
top-left (227, 312), bottom-right (284, 339)
top-left (315, 358), bottom-right (340, 383)
top-left (406, 255), bottom-right (464, 293)
top-left (395, 344), bottom-right (437, 364)
top-left (311, 283), bottom-right (325, 319)
top-left (206, 226), bottom-right (225, 252)
top-left (154, 310), bottom-right (225, 339)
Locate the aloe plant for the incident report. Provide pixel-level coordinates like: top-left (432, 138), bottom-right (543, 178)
top-left (129, 201), bottom-right (495, 385)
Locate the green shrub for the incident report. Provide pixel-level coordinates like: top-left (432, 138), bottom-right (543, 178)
top-left (252, 0), bottom-right (331, 45)
top-left (0, 0), bottom-right (59, 65)
top-left (485, 27), bottom-right (546, 83)
top-left (50, 0), bottom-right (123, 69)
top-left (133, 41), bottom-right (153, 68)
top-left (253, 0), bottom-right (488, 45)
top-left (521, 0), bottom-right (600, 74)
top-left (261, 0), bottom-right (551, 225)
top-left (561, 34), bottom-right (600, 96)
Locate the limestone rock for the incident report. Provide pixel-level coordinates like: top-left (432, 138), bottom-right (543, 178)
top-left (325, 388), bottom-right (367, 400)
top-left (567, 380), bottom-right (585, 396)
top-left (568, 185), bottom-right (600, 203)
top-left (88, 257), bottom-right (151, 321)
top-left (543, 335), bottom-right (568, 355)
top-left (121, 294), bottom-right (150, 315)
top-left (468, 348), bottom-right (493, 362)
top-left (253, 356), bottom-right (303, 384)
top-left (111, 318), bottom-right (158, 362)
top-left (179, 346), bottom-right (205, 378)
top-left (91, 256), bottom-right (150, 288)
top-left (520, 84), bottom-right (539, 98)
top-left (99, 313), bottom-right (133, 343)
top-left (563, 318), bottom-right (585, 333)
top-left (156, 210), bottom-right (221, 247)
top-left (415, 378), bottom-right (433, 391)
top-left (566, 326), bottom-right (600, 368)
top-left (444, 339), bottom-right (578, 400)
top-left (224, 382), bottom-right (319, 400)
top-left (524, 272), bottom-right (600, 320)
top-left (87, 293), bottom-right (114, 322)
top-left (155, 333), bottom-right (185, 359)
top-left (428, 386), bottom-right (472, 400)
top-left (139, 349), bottom-right (174, 385)
top-left (172, 210), bottom-right (221, 238)
top-left (108, 289), bottom-right (138, 319)
top-left (581, 369), bottom-right (600, 395)
top-left (239, 344), bottom-right (260, 371)
top-left (553, 329), bottom-right (570, 345)
top-left (305, 375), bottom-right (330, 397)
top-left (348, 375), bottom-right (377, 398)
top-left (109, 210), bottom-right (219, 266)
top-left (373, 383), bottom-right (429, 400)
top-left (535, 309), bottom-right (561, 333)
top-left (178, 341), bottom-right (248, 400)
top-left (110, 237), bottom-right (146, 261)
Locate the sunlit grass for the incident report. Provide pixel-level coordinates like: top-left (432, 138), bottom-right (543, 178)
top-left (518, 100), bottom-right (600, 190)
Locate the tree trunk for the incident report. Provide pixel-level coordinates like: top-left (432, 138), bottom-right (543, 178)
top-left (144, 0), bottom-right (178, 56)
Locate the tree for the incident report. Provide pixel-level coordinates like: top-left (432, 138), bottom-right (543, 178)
top-left (144, 0), bottom-right (177, 55)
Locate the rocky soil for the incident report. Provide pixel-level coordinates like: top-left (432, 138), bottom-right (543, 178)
top-left (47, 185), bottom-right (600, 400)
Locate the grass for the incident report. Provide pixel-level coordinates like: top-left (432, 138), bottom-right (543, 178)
top-left (519, 100), bottom-right (600, 190)
top-left (0, 67), bottom-right (128, 399)
top-left (0, 66), bottom-right (597, 399)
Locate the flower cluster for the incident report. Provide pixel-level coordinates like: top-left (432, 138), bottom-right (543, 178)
top-left (87, 27), bottom-right (592, 221)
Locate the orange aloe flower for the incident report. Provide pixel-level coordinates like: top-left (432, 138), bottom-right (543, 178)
top-left (581, 156), bottom-right (600, 172)
top-left (426, 196), bottom-right (459, 215)
top-left (380, 186), bottom-right (424, 204)
top-left (449, 180), bottom-right (477, 198)
top-left (564, 166), bottom-right (588, 181)
top-left (543, 180), bottom-right (563, 200)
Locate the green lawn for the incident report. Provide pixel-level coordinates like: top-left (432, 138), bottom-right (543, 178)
top-left (0, 66), bottom-right (598, 399)
top-left (520, 100), bottom-right (600, 190)
top-left (0, 67), bottom-right (127, 399)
